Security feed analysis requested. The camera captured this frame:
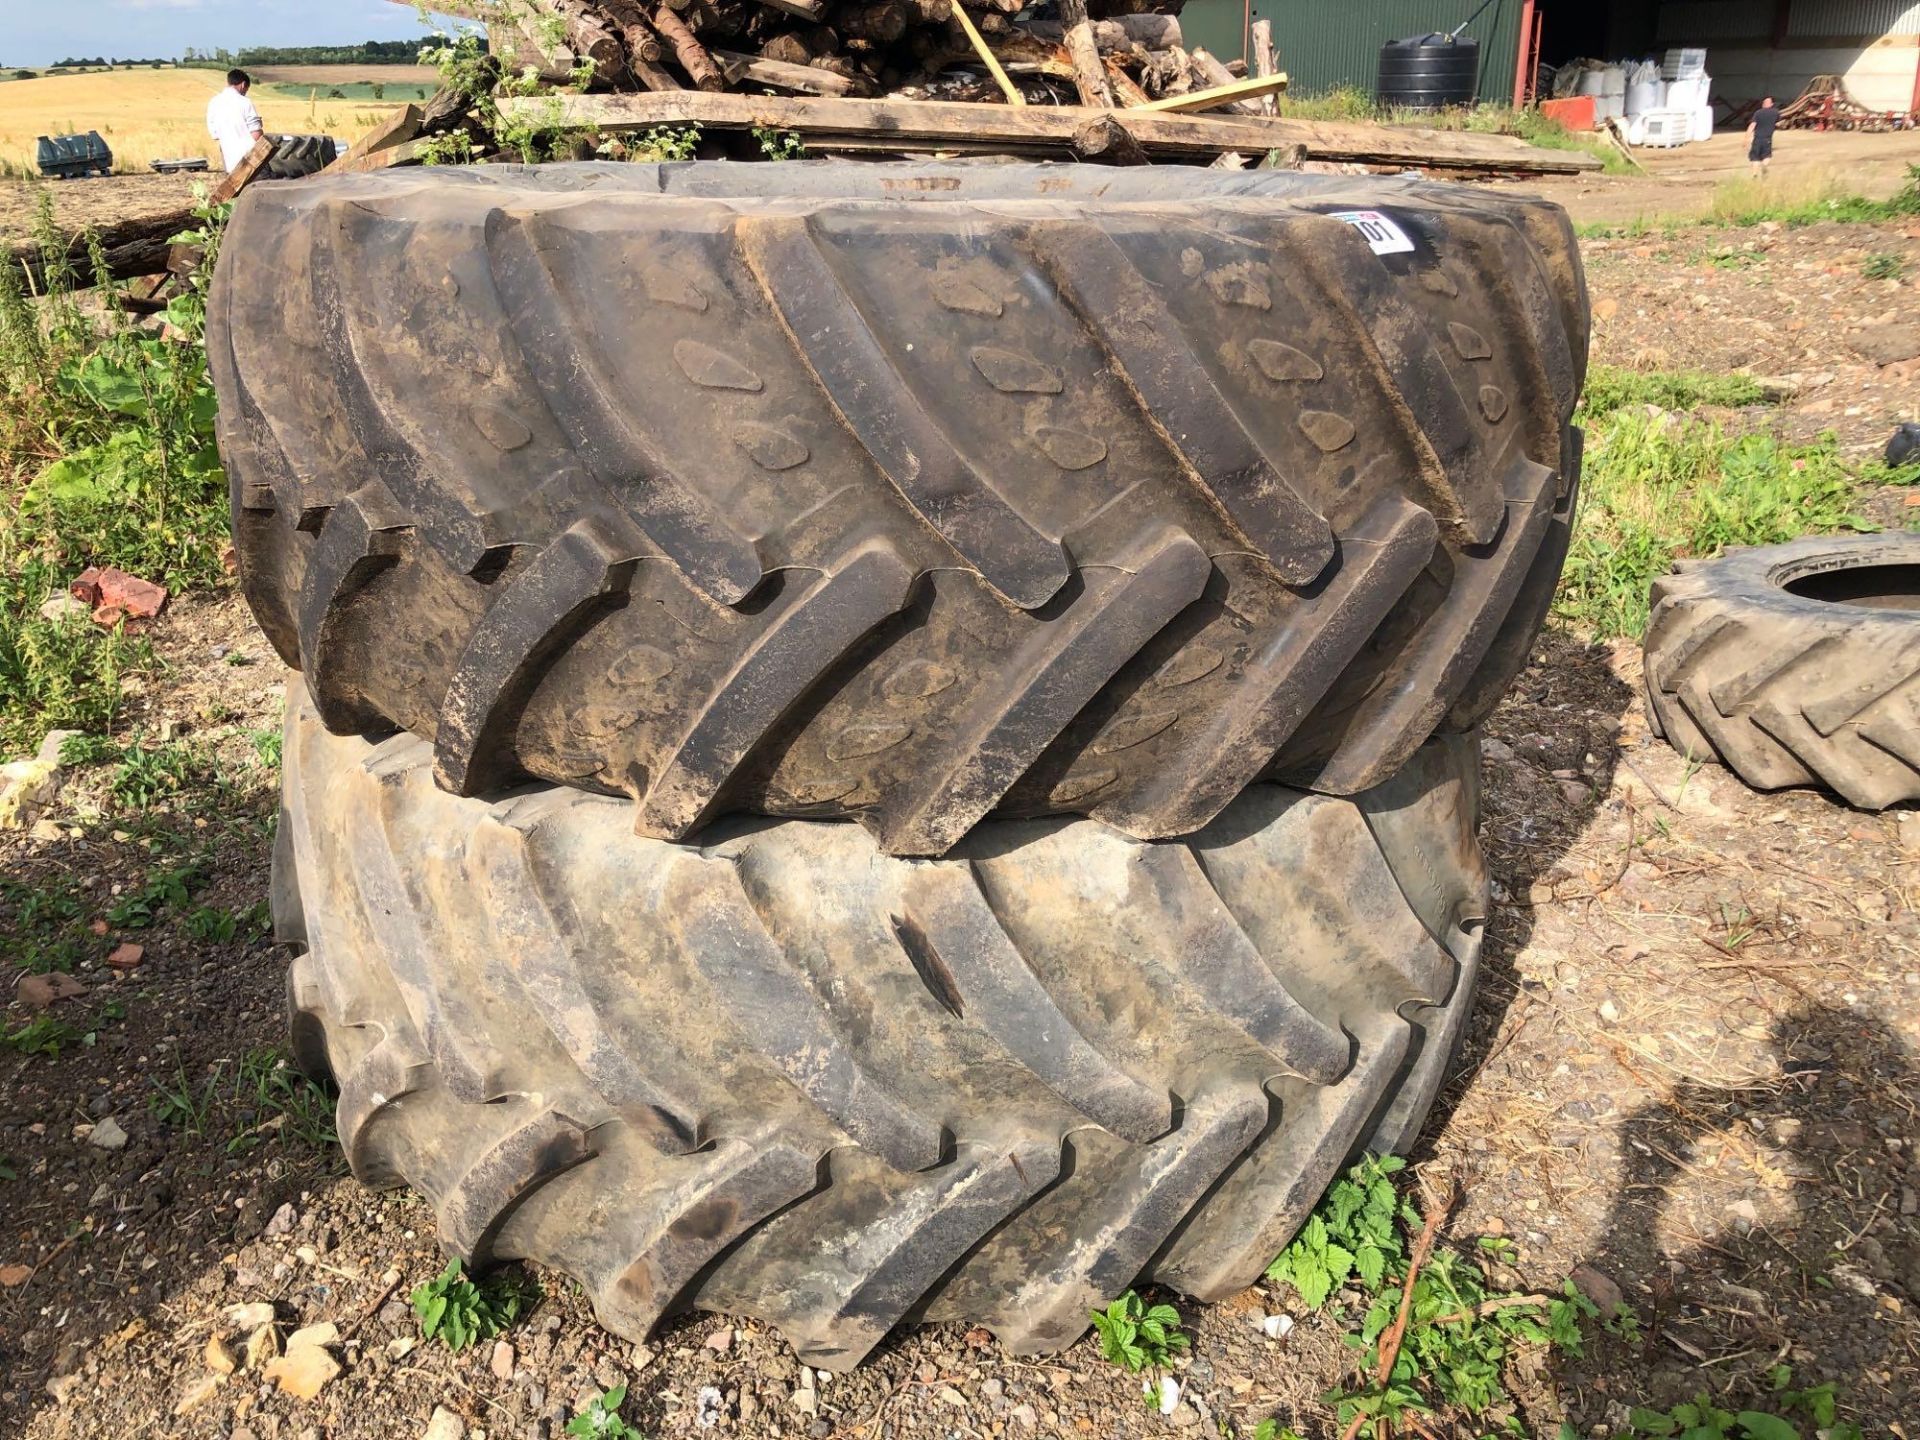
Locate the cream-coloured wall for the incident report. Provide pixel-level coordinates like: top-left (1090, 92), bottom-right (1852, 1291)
top-left (1704, 38), bottom-right (1918, 111)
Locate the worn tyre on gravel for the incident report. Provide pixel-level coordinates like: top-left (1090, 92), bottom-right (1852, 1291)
top-left (277, 682), bottom-right (1487, 1367)
top-left (217, 162), bottom-right (1584, 856)
top-left (1644, 534), bottom-right (1920, 808)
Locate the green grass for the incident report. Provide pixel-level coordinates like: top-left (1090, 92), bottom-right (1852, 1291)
top-left (4, 998), bottom-right (123, 1058)
top-left (265, 81), bottom-right (432, 104)
top-left (1579, 364), bottom-right (1770, 415)
top-left (1268, 94), bottom-right (1630, 174)
top-left (104, 858), bottom-right (208, 929)
top-left (149, 1043), bottom-right (335, 1152)
top-left (0, 876), bottom-right (86, 973)
top-left (1549, 364), bottom-right (1920, 640)
top-left (1581, 164), bottom-right (1920, 238)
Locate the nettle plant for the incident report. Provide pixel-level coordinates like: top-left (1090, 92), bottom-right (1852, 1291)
top-left (1089, 1289), bottom-right (1189, 1373)
top-left (1265, 1155), bottom-right (1611, 1433)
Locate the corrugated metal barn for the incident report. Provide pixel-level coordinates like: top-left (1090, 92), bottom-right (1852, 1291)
top-left (1179, 0), bottom-right (1920, 114)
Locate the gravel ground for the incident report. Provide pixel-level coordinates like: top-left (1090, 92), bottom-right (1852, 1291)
top-left (3, 216), bottom-right (1918, 1440)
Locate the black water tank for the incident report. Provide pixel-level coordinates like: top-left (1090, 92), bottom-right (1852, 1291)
top-left (1377, 33), bottom-right (1479, 110)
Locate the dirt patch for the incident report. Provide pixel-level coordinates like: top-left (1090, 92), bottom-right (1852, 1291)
top-left (1, 175), bottom-right (205, 247)
top-left (1586, 217), bottom-right (1920, 458)
top-left (2, 219), bottom-right (1917, 1439)
top-left (1522, 127), bottom-right (1920, 228)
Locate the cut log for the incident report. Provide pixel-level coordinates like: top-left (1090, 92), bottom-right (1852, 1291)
top-left (1140, 71), bottom-right (1288, 114)
top-left (1057, 0), bottom-right (1113, 107)
top-left (421, 77), bottom-right (490, 133)
top-left (901, 0), bottom-right (952, 20)
top-left (833, 0), bottom-right (907, 41)
top-left (9, 210), bottom-right (190, 291)
top-left (653, 5), bottom-right (728, 88)
top-left (322, 103), bottom-right (423, 174)
top-left (554, 0), bottom-right (634, 83)
top-left (1250, 17), bottom-right (1276, 115)
top-left (715, 48), bottom-right (871, 94)
top-left (1101, 13), bottom-right (1180, 48)
top-left (514, 91), bottom-right (1604, 170)
top-left (760, 32), bottom-right (815, 64)
top-left (1186, 48), bottom-right (1267, 115)
top-left (757, 0), bottom-right (828, 18)
top-left (1072, 114), bottom-right (1148, 163)
top-left (602, 0), bottom-right (667, 61)
top-left (1034, 15), bottom-right (1182, 50)
top-left (1104, 58), bottom-right (1151, 107)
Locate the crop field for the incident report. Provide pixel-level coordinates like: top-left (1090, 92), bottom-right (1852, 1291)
top-left (0, 68), bottom-right (408, 176)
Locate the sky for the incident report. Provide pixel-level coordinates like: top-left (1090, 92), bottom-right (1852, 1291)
top-left (0, 2), bottom-right (472, 67)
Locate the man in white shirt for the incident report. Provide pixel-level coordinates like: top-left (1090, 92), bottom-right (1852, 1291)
top-left (206, 69), bottom-right (264, 172)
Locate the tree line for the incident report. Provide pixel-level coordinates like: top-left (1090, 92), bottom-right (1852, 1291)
top-left (177, 40), bottom-right (425, 68)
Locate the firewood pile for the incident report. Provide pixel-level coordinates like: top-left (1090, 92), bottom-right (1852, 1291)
top-left (464, 0), bottom-right (1256, 113)
top-left (363, 0), bottom-right (1604, 171)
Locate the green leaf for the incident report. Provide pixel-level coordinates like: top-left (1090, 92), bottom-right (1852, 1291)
top-left (1323, 1242), bottom-right (1355, 1290)
top-left (1293, 1255), bottom-right (1335, 1309)
top-left (1733, 1415), bottom-right (1799, 1440)
top-left (1354, 1243), bottom-right (1386, 1290)
top-left (1628, 1407), bottom-right (1677, 1436)
top-left (75, 353), bottom-right (154, 417)
top-left (1301, 1214), bottom-right (1328, 1252)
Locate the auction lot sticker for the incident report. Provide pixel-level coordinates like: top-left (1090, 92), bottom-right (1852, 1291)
top-left (1327, 210), bottom-right (1416, 256)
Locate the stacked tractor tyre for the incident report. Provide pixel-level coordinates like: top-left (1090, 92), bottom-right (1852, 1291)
top-left (212, 161), bottom-right (1588, 1369)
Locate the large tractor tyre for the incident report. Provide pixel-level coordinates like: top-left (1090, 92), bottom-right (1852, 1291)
top-left (217, 162), bottom-right (1585, 857)
top-left (1644, 534), bottom-right (1920, 808)
top-left (277, 682), bottom-right (1488, 1369)
top-left (264, 134), bottom-right (336, 180)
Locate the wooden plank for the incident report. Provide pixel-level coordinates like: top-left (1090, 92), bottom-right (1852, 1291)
top-left (505, 92), bottom-right (1603, 170)
top-left (1138, 72), bottom-right (1289, 115)
top-left (950, 2), bottom-right (1025, 106)
top-left (211, 133), bottom-right (276, 204)
top-left (321, 138), bottom-right (433, 175)
top-left (324, 103), bottom-right (423, 175)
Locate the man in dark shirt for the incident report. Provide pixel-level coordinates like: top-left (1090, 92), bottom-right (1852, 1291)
top-left (1747, 96), bottom-right (1780, 177)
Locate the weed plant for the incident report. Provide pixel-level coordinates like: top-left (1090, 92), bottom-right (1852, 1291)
top-left (0, 192), bottom-right (231, 752)
top-left (411, 1258), bottom-right (536, 1352)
